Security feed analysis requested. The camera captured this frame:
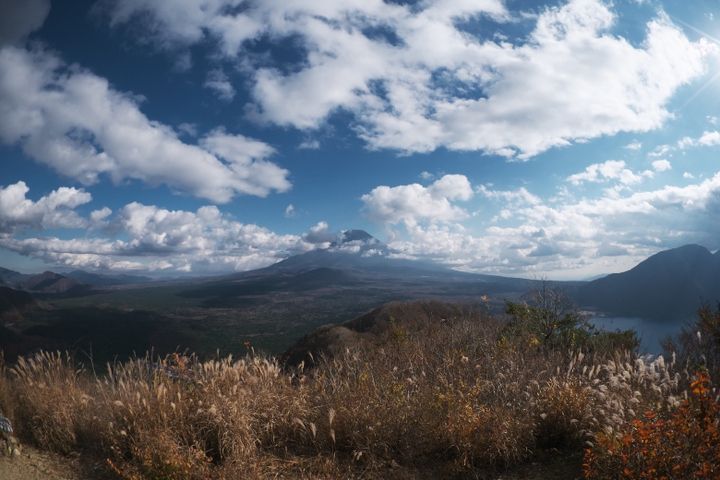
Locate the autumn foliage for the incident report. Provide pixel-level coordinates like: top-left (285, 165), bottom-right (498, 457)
top-left (1, 294), bottom-right (718, 479)
top-left (584, 370), bottom-right (720, 478)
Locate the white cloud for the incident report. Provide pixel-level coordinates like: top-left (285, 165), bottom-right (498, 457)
top-left (362, 174), bottom-right (473, 226)
top-left (684, 172), bottom-right (696, 179)
top-left (15, 169), bottom-right (716, 279)
top-left (199, 128), bottom-right (291, 197)
top-left (0, 196), bottom-right (333, 274)
top-left (0, 45), bottom-right (289, 203)
top-left (284, 204), bottom-right (297, 218)
top-left (0, 181), bottom-right (91, 234)
top-left (708, 116), bottom-right (717, 125)
top-left (301, 221), bottom-right (336, 245)
top-left (567, 160), bottom-right (645, 186)
top-left (652, 159), bottom-right (671, 172)
top-left (596, 244), bottom-right (629, 256)
top-left (204, 69), bottom-right (236, 101)
top-left (678, 130), bottom-right (720, 149)
top-left (0, 0), bottom-right (50, 47)
top-left (648, 144), bottom-right (672, 157)
top-left (624, 141), bottom-right (642, 150)
top-left (298, 139), bottom-right (320, 150)
top-left (370, 170), bottom-right (720, 279)
top-left (677, 136), bottom-right (694, 149)
top-left (478, 185), bottom-right (542, 207)
top-left (698, 131), bottom-right (720, 146)
top-left (99, 0), bottom-right (709, 158)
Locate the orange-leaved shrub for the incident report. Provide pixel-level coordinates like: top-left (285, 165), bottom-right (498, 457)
top-left (583, 370), bottom-right (720, 479)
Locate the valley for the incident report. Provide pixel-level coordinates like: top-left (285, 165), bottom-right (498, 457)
top-left (3, 236), bottom-right (720, 364)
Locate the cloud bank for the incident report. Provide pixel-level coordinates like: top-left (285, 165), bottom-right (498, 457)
top-left (362, 169), bottom-right (720, 278)
top-left (99, 0), bottom-right (710, 158)
top-left (0, 46), bottom-right (290, 203)
top-left (0, 182), bottom-right (322, 274)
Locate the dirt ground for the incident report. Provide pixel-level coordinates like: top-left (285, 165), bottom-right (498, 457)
top-left (0, 444), bottom-right (117, 480)
top-left (0, 443), bottom-right (584, 480)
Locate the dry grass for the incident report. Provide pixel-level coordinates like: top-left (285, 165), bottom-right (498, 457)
top-left (0, 304), bottom-right (712, 479)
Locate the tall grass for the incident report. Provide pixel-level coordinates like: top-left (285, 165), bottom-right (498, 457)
top-left (0, 303), bottom-right (714, 479)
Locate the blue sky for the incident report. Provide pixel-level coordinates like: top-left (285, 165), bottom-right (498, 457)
top-left (2, 0), bottom-right (720, 280)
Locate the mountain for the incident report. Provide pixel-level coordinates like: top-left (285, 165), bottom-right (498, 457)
top-left (257, 230), bottom-right (492, 280)
top-left (334, 229), bottom-right (376, 244)
top-left (576, 244), bottom-right (720, 319)
top-left (0, 286), bottom-right (40, 324)
top-left (17, 271), bottom-right (85, 293)
top-left (66, 270), bottom-right (153, 285)
top-left (0, 267), bottom-right (32, 286)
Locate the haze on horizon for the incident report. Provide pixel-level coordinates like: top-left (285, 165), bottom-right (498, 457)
top-left (2, 0), bottom-right (720, 281)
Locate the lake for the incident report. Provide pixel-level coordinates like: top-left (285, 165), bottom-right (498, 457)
top-left (589, 316), bottom-right (688, 356)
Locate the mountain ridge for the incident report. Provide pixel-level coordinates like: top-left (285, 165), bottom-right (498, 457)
top-left (576, 244), bottom-right (720, 319)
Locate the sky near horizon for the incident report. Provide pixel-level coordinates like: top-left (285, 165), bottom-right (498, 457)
top-left (2, 0), bottom-right (720, 280)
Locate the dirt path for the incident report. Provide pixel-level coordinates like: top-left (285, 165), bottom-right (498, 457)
top-left (0, 445), bottom-right (117, 480)
top-left (0, 443), bottom-right (584, 480)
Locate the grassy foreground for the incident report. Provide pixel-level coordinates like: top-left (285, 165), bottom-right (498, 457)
top-left (0, 303), bottom-right (718, 479)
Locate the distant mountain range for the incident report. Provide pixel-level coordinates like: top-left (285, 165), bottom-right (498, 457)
top-left (3, 233), bottom-right (720, 325)
top-left (17, 271), bottom-right (85, 293)
top-left (65, 270), bottom-right (153, 285)
top-left (576, 244), bottom-right (720, 319)
top-left (0, 267), bottom-right (32, 286)
top-left (0, 268), bottom-right (154, 293)
top-left (254, 229), bottom-right (522, 286)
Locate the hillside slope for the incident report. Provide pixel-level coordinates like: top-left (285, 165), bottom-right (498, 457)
top-left (17, 272), bottom-right (85, 294)
top-left (280, 299), bottom-right (474, 366)
top-left (576, 244), bottom-right (720, 318)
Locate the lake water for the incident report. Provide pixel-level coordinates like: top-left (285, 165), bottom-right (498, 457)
top-left (588, 316), bottom-right (687, 356)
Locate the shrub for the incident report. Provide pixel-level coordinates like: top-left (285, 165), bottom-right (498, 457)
top-left (502, 278), bottom-right (638, 354)
top-left (108, 428), bottom-right (220, 480)
top-left (662, 301), bottom-right (720, 381)
top-left (583, 370), bottom-right (720, 478)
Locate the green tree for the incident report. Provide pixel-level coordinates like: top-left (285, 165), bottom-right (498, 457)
top-left (502, 277), bottom-right (638, 353)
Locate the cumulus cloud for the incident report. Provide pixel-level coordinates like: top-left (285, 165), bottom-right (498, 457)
top-left (0, 0), bottom-right (51, 47)
top-left (366, 168), bottom-right (720, 279)
top-left (98, 0), bottom-right (710, 158)
top-left (652, 159), bottom-right (671, 172)
top-left (0, 181), bottom-right (91, 234)
top-left (0, 46), bottom-right (290, 203)
top-left (362, 174), bottom-right (473, 226)
top-left (284, 204), bottom-right (297, 218)
top-left (301, 221), bottom-right (336, 245)
top-left (14, 170), bottom-right (716, 280)
top-left (678, 131), bottom-right (720, 149)
top-left (0, 182), bottom-right (332, 274)
top-left (567, 160), bottom-right (647, 186)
